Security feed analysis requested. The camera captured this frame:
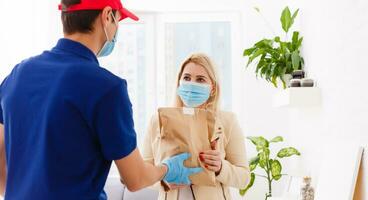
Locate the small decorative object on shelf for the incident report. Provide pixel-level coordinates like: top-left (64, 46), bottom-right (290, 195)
top-left (288, 70), bottom-right (315, 88)
top-left (290, 79), bottom-right (301, 87)
top-left (300, 176), bottom-right (314, 200)
top-left (292, 70), bottom-right (305, 79)
top-left (300, 78), bottom-right (314, 87)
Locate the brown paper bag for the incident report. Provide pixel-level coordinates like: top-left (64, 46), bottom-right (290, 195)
top-left (157, 107), bottom-right (216, 186)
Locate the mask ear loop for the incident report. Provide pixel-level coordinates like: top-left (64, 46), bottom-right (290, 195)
top-left (110, 12), bottom-right (119, 42)
top-left (102, 26), bottom-right (110, 42)
top-left (111, 12), bottom-right (118, 26)
top-left (102, 12), bottom-right (118, 42)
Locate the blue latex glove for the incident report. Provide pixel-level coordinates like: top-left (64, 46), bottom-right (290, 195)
top-left (162, 153), bottom-right (203, 185)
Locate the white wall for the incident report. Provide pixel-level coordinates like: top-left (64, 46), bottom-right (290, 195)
top-left (290, 0), bottom-right (368, 199)
top-left (240, 1), bottom-right (301, 199)
top-left (241, 0), bottom-right (368, 199)
top-left (0, 1), bottom-right (62, 79)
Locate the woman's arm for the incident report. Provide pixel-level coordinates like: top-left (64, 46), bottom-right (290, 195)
top-left (215, 113), bottom-right (251, 189)
top-left (0, 124), bottom-right (6, 196)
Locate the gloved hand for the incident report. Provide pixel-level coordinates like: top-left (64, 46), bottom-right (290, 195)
top-left (162, 153), bottom-right (203, 185)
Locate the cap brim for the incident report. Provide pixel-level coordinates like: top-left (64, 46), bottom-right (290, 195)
top-left (119, 7), bottom-right (139, 21)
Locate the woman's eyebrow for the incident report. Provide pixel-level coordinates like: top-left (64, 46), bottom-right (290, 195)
top-left (196, 75), bottom-right (208, 79)
top-left (183, 73), bottom-right (192, 76)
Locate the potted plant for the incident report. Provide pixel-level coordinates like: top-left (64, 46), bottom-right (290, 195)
top-left (240, 136), bottom-right (301, 200)
top-left (244, 7), bottom-right (304, 89)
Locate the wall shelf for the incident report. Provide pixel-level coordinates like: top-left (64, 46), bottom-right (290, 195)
top-left (273, 87), bottom-right (321, 108)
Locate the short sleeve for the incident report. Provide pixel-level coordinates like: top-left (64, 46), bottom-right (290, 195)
top-left (93, 80), bottom-right (137, 161)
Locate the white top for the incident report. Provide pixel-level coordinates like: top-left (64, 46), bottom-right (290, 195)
top-left (178, 186), bottom-right (194, 200)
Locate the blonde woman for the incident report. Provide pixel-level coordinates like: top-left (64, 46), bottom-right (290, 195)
top-left (143, 53), bottom-right (250, 199)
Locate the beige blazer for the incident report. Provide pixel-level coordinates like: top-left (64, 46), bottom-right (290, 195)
top-left (142, 110), bottom-right (251, 200)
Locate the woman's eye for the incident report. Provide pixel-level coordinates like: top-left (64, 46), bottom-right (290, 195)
top-left (197, 78), bottom-right (206, 83)
top-left (183, 76), bottom-right (191, 81)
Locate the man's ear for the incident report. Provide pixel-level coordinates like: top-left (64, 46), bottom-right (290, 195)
top-left (100, 6), bottom-right (113, 28)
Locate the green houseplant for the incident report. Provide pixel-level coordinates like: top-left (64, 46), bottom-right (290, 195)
top-left (239, 136), bottom-right (301, 200)
top-left (244, 7), bottom-right (305, 89)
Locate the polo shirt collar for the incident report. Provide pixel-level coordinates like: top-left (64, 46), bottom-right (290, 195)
top-left (53, 38), bottom-right (99, 64)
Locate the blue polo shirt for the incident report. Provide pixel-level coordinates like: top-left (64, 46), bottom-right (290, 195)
top-left (0, 39), bottom-right (137, 200)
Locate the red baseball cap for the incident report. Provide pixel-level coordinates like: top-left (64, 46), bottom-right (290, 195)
top-left (58, 0), bottom-right (139, 21)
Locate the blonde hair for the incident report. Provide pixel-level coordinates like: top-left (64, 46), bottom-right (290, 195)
top-left (174, 53), bottom-right (221, 112)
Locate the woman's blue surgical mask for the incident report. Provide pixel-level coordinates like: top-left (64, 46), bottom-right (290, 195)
top-left (97, 13), bottom-right (118, 57)
top-left (177, 81), bottom-right (211, 108)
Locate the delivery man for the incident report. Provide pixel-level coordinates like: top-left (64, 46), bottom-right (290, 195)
top-left (0, 0), bottom-right (202, 199)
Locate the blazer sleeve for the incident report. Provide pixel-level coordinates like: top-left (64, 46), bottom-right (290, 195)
top-left (215, 113), bottom-right (251, 189)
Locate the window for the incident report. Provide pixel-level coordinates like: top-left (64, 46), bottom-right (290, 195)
top-left (164, 21), bottom-right (232, 110)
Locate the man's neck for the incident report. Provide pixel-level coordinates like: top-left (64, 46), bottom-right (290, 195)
top-left (64, 33), bottom-right (101, 55)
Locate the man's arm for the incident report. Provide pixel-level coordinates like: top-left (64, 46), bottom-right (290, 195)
top-left (0, 124), bottom-right (6, 197)
top-left (115, 149), bottom-right (203, 192)
top-left (114, 148), bottom-right (167, 192)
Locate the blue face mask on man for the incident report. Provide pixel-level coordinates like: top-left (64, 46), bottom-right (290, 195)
top-left (97, 13), bottom-right (118, 57)
top-left (177, 81), bottom-right (211, 108)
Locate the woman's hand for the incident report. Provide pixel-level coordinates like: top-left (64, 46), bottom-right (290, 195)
top-left (199, 150), bottom-right (222, 175)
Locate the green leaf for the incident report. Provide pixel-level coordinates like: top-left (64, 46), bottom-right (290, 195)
top-left (254, 7), bottom-right (261, 13)
top-left (243, 47), bottom-right (256, 56)
top-left (255, 39), bottom-right (274, 49)
top-left (255, 58), bottom-right (266, 75)
top-left (260, 67), bottom-right (268, 78)
top-left (249, 156), bottom-right (260, 171)
top-left (281, 79), bottom-right (287, 89)
top-left (256, 145), bottom-right (266, 152)
top-left (291, 51), bottom-right (301, 70)
top-left (247, 136), bottom-right (269, 148)
top-left (270, 159), bottom-right (282, 180)
top-left (291, 9), bottom-right (300, 23)
top-left (270, 136), bottom-right (284, 143)
top-left (271, 75), bottom-right (278, 88)
top-left (281, 7), bottom-right (299, 33)
top-left (259, 148), bottom-right (270, 169)
top-left (297, 37), bottom-right (304, 49)
top-left (274, 36), bottom-right (281, 43)
top-left (246, 49), bottom-right (264, 66)
top-left (278, 40), bottom-right (287, 54)
top-left (291, 31), bottom-right (299, 49)
top-left (239, 172), bottom-right (255, 196)
top-left (281, 7), bottom-right (292, 33)
top-left (277, 147), bottom-right (301, 158)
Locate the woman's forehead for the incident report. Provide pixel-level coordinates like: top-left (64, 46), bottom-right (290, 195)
top-left (183, 62), bottom-right (209, 77)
